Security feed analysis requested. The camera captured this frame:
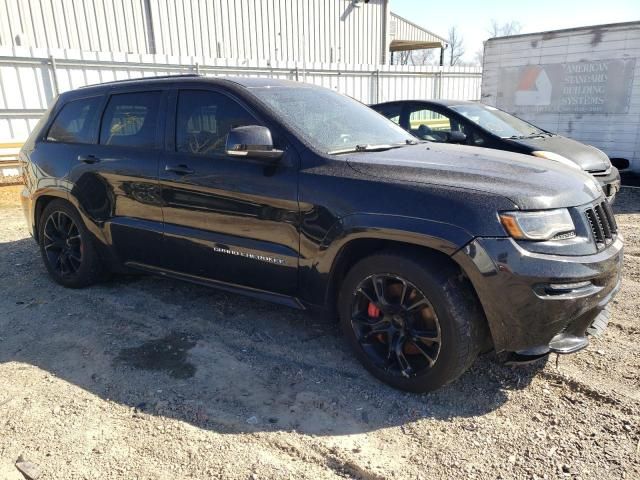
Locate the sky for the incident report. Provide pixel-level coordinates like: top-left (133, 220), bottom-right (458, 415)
top-left (390, 0), bottom-right (639, 63)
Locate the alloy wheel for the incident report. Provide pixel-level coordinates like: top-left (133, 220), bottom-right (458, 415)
top-left (350, 273), bottom-right (441, 378)
top-left (43, 211), bottom-right (83, 277)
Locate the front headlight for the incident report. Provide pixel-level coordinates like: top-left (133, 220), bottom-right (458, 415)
top-left (531, 151), bottom-right (582, 170)
top-left (499, 209), bottom-right (576, 241)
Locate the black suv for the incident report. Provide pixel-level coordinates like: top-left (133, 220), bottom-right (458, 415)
top-left (20, 76), bottom-right (623, 392)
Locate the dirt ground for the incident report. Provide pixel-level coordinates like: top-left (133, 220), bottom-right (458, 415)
top-left (0, 184), bottom-right (638, 480)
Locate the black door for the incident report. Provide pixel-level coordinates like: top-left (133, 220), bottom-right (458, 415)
top-left (66, 89), bottom-right (167, 267)
top-left (158, 88), bottom-right (300, 297)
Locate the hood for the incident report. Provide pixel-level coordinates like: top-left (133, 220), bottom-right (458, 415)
top-left (346, 143), bottom-right (603, 210)
top-left (505, 135), bottom-right (611, 172)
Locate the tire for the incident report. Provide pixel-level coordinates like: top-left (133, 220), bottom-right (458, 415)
top-left (38, 199), bottom-right (105, 288)
top-left (338, 250), bottom-right (487, 393)
top-left (587, 305), bottom-right (611, 337)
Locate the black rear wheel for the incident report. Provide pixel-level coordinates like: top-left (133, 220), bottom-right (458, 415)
top-left (38, 200), bottom-right (104, 288)
top-left (339, 251), bottom-right (487, 392)
top-left (42, 210), bottom-right (83, 277)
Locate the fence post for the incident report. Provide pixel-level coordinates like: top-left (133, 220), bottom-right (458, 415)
top-left (49, 55), bottom-right (59, 97)
top-left (374, 69), bottom-right (380, 104)
top-left (434, 68), bottom-right (443, 100)
top-left (194, 62), bottom-right (200, 75)
top-left (294, 66), bottom-right (299, 82)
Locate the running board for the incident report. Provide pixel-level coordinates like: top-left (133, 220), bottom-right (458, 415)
top-left (125, 261), bottom-right (306, 310)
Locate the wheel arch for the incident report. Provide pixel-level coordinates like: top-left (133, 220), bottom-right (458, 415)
top-left (33, 190), bottom-right (110, 260)
top-left (303, 213), bottom-right (478, 314)
top-left (32, 190), bottom-right (69, 243)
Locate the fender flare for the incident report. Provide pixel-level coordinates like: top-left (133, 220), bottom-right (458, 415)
top-left (29, 188), bottom-right (69, 241)
top-left (300, 213), bottom-right (475, 307)
top-left (31, 187), bottom-right (110, 247)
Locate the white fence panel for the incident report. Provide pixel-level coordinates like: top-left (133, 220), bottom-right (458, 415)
top-left (0, 46), bottom-right (482, 142)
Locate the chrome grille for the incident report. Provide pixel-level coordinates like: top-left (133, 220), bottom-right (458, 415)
top-left (585, 201), bottom-right (617, 248)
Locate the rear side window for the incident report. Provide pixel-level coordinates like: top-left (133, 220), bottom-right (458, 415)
top-left (100, 91), bottom-right (161, 148)
top-left (47, 96), bottom-right (102, 144)
top-left (176, 90), bottom-right (257, 155)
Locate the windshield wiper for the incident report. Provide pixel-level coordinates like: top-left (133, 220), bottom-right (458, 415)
top-left (328, 140), bottom-right (417, 155)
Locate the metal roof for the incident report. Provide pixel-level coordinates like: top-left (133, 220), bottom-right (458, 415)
top-left (389, 12), bottom-right (448, 50)
top-left (486, 20), bottom-right (640, 42)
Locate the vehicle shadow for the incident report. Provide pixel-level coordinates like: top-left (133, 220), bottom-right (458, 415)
top-left (0, 236), bottom-right (546, 437)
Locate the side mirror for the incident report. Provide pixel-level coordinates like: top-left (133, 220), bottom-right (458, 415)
top-left (226, 125), bottom-right (284, 161)
top-left (447, 131), bottom-right (467, 144)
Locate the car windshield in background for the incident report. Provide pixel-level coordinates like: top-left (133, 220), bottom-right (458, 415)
top-left (249, 85), bottom-right (416, 154)
top-left (450, 103), bottom-right (545, 139)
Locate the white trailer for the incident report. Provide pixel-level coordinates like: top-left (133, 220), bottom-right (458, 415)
top-left (481, 21), bottom-right (640, 173)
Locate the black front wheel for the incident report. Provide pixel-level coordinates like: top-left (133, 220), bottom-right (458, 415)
top-left (38, 200), bottom-right (104, 288)
top-left (339, 251), bottom-right (487, 392)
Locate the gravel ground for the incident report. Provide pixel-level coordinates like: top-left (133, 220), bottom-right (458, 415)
top-left (0, 184), bottom-right (638, 480)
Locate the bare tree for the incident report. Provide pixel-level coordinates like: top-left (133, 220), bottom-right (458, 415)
top-left (474, 47), bottom-right (484, 66)
top-left (397, 50), bottom-right (411, 65)
top-left (410, 48), bottom-right (436, 66)
top-left (472, 20), bottom-right (522, 66)
top-left (447, 26), bottom-right (465, 66)
top-left (488, 20), bottom-right (522, 38)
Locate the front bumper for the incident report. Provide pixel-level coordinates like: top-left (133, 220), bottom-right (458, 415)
top-left (453, 235), bottom-right (623, 354)
top-left (592, 166), bottom-right (621, 203)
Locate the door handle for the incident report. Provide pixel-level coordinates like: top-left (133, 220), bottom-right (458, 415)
top-left (165, 164), bottom-right (194, 175)
top-left (78, 154), bottom-right (100, 164)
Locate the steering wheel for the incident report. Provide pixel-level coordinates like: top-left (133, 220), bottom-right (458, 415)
top-left (417, 124), bottom-right (448, 142)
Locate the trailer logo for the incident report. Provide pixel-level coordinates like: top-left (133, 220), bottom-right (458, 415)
top-left (498, 59), bottom-right (635, 114)
top-left (515, 66), bottom-right (552, 106)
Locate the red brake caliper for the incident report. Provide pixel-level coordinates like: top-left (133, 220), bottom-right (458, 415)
top-left (367, 303), bottom-right (386, 342)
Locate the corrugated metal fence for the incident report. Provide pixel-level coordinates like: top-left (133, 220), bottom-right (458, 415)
top-left (0, 46), bottom-right (482, 142)
top-left (0, 0), bottom-right (389, 65)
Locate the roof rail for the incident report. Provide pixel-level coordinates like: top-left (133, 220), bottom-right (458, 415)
top-left (79, 73), bottom-right (201, 89)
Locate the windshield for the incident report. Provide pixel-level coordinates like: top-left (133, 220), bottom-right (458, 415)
top-left (249, 85), bottom-right (415, 154)
top-left (450, 103), bottom-right (545, 138)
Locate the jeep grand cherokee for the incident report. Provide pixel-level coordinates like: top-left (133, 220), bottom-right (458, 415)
top-left (19, 76), bottom-right (623, 392)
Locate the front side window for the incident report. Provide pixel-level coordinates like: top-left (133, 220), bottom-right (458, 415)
top-left (47, 96), bottom-right (102, 144)
top-left (249, 85), bottom-right (414, 154)
top-left (408, 107), bottom-right (467, 142)
top-left (99, 91), bottom-right (161, 148)
top-left (176, 90), bottom-right (257, 155)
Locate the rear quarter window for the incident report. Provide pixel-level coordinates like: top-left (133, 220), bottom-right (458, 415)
top-left (375, 104), bottom-right (402, 124)
top-left (46, 96), bottom-right (102, 144)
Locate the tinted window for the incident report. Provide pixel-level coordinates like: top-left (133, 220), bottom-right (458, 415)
top-left (176, 90), bottom-right (257, 155)
top-left (100, 91), bottom-right (161, 148)
top-left (409, 109), bottom-right (452, 133)
top-left (47, 96), bottom-right (102, 144)
top-left (375, 104), bottom-right (402, 125)
top-left (408, 107), bottom-right (466, 143)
